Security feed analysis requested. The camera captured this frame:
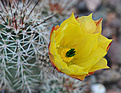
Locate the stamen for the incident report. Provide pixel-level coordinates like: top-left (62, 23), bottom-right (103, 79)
top-left (60, 48), bottom-right (76, 62)
top-left (66, 48), bottom-right (76, 57)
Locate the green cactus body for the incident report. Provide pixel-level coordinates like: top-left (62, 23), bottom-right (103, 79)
top-left (0, 0), bottom-right (50, 92)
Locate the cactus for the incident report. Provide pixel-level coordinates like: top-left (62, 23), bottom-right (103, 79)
top-left (0, 0), bottom-right (54, 92)
top-left (40, 74), bottom-right (87, 93)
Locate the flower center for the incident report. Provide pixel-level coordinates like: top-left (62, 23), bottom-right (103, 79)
top-left (61, 48), bottom-right (76, 63)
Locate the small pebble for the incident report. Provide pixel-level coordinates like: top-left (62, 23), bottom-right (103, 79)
top-left (91, 83), bottom-right (106, 93)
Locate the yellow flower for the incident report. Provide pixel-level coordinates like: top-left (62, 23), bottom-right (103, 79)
top-left (48, 12), bottom-right (112, 81)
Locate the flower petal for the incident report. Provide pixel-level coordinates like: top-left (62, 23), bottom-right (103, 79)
top-left (77, 13), bottom-right (96, 33)
top-left (74, 33), bottom-right (99, 58)
top-left (53, 12), bottom-right (81, 47)
top-left (73, 47), bottom-right (107, 70)
top-left (98, 34), bottom-right (112, 51)
top-left (68, 65), bottom-right (88, 75)
top-left (50, 25), bottom-right (60, 39)
top-left (60, 12), bottom-right (79, 30)
top-left (94, 18), bottom-right (103, 33)
top-left (68, 74), bottom-right (86, 81)
top-left (89, 58), bottom-right (109, 72)
top-left (58, 23), bottom-right (83, 48)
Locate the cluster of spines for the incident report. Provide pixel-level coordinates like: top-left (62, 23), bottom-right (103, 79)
top-left (40, 74), bottom-right (86, 93)
top-left (0, 0), bottom-right (55, 92)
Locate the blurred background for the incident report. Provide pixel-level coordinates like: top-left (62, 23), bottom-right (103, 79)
top-left (0, 0), bottom-right (121, 93)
